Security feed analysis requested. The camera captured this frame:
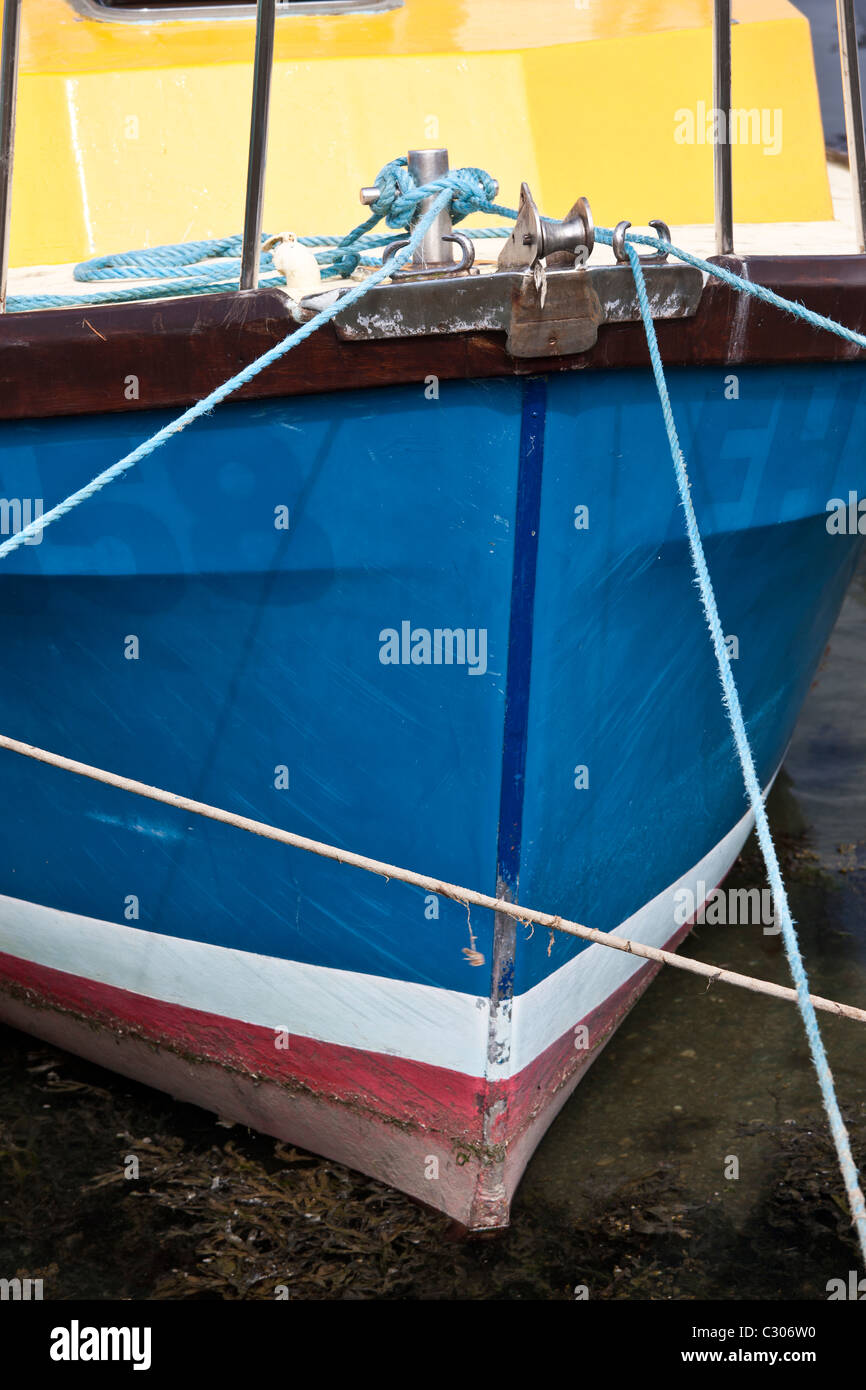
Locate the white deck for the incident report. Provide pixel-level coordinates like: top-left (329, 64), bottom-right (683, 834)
top-left (600, 157), bottom-right (860, 264)
top-left (478, 159), bottom-right (861, 267)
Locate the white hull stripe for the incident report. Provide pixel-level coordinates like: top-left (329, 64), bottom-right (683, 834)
top-left (0, 798), bottom-right (758, 1080)
top-left (509, 803), bottom-right (756, 1073)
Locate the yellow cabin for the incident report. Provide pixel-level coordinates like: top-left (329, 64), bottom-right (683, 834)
top-left (5, 0), bottom-right (832, 267)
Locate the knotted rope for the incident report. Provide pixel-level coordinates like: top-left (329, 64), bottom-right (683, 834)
top-left (322, 155), bottom-right (513, 277)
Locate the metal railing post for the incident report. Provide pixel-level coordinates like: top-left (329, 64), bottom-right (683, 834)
top-left (0, 0), bottom-right (22, 312)
top-left (240, 0), bottom-right (277, 290)
top-left (836, 0), bottom-right (866, 254)
top-left (713, 0), bottom-right (734, 255)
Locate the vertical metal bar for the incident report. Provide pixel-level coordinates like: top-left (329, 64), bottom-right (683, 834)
top-left (407, 148), bottom-right (453, 268)
top-left (240, 0), bottom-right (277, 291)
top-left (0, 0), bottom-right (22, 313)
top-left (713, 0), bottom-right (734, 255)
top-left (836, 0), bottom-right (866, 253)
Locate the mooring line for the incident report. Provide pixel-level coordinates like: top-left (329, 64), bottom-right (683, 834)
top-left (0, 731), bottom-right (864, 1026)
top-left (0, 187), bottom-right (454, 559)
top-left (623, 237), bottom-right (866, 1263)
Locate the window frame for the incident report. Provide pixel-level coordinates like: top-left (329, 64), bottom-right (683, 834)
top-left (67, 0), bottom-right (402, 23)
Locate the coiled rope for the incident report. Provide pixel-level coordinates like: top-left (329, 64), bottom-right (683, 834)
top-left (7, 157), bottom-right (516, 313)
top-left (1, 161), bottom-right (865, 1260)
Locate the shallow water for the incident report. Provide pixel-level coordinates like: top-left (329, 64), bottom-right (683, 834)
top-left (510, 555), bottom-right (866, 1293)
top-left (522, 557), bottom-right (866, 1203)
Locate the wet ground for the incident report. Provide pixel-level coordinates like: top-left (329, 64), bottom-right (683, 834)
top-left (1, 562), bottom-right (864, 1302)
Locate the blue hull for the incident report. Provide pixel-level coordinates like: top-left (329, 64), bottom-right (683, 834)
top-left (0, 359), bottom-right (863, 1226)
top-left (0, 364), bottom-right (862, 995)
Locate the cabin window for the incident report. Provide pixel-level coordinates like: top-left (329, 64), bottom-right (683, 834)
top-left (77, 0), bottom-right (401, 18)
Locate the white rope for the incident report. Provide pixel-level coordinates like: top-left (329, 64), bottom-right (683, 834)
top-left (1, 731), bottom-right (864, 1025)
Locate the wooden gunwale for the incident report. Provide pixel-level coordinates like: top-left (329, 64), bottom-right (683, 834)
top-left (1, 255), bottom-right (865, 423)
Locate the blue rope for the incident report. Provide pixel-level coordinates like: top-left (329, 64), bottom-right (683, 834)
top-left (8, 275), bottom-right (289, 312)
top-left (2, 162), bottom-right (864, 1257)
top-left (69, 226), bottom-right (510, 286)
top-left (5, 159), bottom-right (516, 313)
top-left (7, 228), bottom-right (511, 314)
top-left (620, 234), bottom-right (866, 1266)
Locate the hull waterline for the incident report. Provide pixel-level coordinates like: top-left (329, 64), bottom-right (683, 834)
top-left (0, 357), bottom-right (862, 1226)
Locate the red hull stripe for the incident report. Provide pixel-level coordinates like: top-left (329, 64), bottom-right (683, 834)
top-left (0, 928), bottom-right (687, 1144)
